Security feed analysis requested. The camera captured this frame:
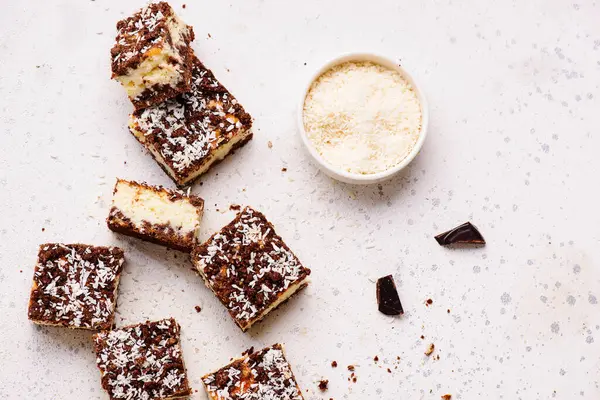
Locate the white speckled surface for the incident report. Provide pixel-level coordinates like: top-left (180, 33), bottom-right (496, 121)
top-left (1, 1), bottom-right (599, 399)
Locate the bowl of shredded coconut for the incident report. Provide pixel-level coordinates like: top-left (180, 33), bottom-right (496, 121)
top-left (299, 53), bottom-right (428, 184)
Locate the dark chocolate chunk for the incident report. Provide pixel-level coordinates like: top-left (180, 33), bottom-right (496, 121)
top-left (434, 222), bottom-right (485, 246)
top-left (376, 275), bottom-right (404, 316)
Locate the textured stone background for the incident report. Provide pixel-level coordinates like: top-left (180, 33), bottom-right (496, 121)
top-left (0, 0), bottom-right (599, 399)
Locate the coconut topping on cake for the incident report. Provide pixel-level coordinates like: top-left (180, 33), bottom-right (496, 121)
top-left (202, 344), bottom-right (304, 400)
top-left (192, 207), bottom-right (310, 326)
top-left (94, 318), bottom-right (191, 400)
top-left (27, 244), bottom-right (124, 330)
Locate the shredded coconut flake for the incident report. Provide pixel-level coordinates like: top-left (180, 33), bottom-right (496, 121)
top-left (303, 61), bottom-right (422, 175)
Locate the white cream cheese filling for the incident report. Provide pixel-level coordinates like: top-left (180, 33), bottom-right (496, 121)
top-left (112, 180), bottom-right (200, 234)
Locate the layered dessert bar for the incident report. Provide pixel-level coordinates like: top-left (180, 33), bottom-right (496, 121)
top-left (107, 179), bottom-right (204, 252)
top-left (27, 244), bottom-right (125, 330)
top-left (202, 344), bottom-right (304, 400)
top-left (94, 318), bottom-right (192, 400)
top-left (129, 56), bottom-right (253, 187)
top-left (192, 207), bottom-right (310, 331)
top-left (111, 2), bottom-right (195, 110)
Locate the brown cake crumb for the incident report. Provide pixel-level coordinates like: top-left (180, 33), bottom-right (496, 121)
top-left (331, 361), bottom-right (338, 368)
top-left (229, 204), bottom-right (241, 211)
top-left (347, 365), bottom-right (355, 371)
top-left (425, 343), bottom-right (435, 356)
top-left (194, 305), bottom-right (202, 313)
top-left (387, 368), bottom-right (392, 373)
top-left (182, 3), bottom-right (186, 8)
top-left (241, 346), bottom-right (255, 356)
top-left (447, 309), bottom-right (451, 313)
top-left (282, 167), bottom-right (287, 172)
top-left (420, 335), bottom-right (425, 339)
top-left (318, 379), bottom-right (329, 391)
top-left (426, 298), bottom-right (433, 306)
top-left (373, 356), bottom-right (379, 362)
top-left (268, 141), bottom-right (273, 149)
top-left (441, 395), bottom-right (452, 400)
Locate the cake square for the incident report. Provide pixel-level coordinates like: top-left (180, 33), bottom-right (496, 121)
top-left (27, 243), bottom-right (125, 330)
top-left (107, 179), bottom-right (204, 252)
top-left (202, 344), bottom-right (304, 400)
top-left (94, 318), bottom-right (192, 400)
top-left (192, 207), bottom-right (310, 331)
top-left (129, 55), bottom-right (253, 187)
top-left (111, 2), bottom-right (195, 110)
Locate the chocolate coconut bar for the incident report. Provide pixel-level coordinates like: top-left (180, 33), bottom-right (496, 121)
top-left (111, 2), bottom-right (195, 110)
top-left (94, 318), bottom-right (192, 400)
top-left (129, 56), bottom-right (253, 187)
top-left (27, 244), bottom-right (124, 330)
top-left (202, 344), bottom-right (304, 400)
top-left (107, 179), bottom-right (204, 252)
top-left (192, 207), bottom-right (310, 331)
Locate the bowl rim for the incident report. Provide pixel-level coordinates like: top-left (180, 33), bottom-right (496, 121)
top-left (297, 52), bottom-right (429, 184)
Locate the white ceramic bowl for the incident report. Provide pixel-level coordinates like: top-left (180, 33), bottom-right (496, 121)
top-left (297, 52), bottom-right (429, 185)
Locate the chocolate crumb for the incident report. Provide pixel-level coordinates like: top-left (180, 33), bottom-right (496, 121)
top-left (387, 368), bottom-right (392, 373)
top-left (318, 379), bottom-right (329, 391)
top-left (241, 346), bottom-right (254, 356)
top-left (420, 335), bottom-right (425, 339)
top-left (425, 343), bottom-right (435, 356)
top-left (194, 306), bottom-right (201, 313)
top-left (447, 309), bottom-right (451, 313)
top-left (347, 365), bottom-right (355, 371)
top-left (426, 298), bottom-right (433, 306)
top-left (282, 168), bottom-right (287, 172)
top-left (373, 356), bottom-right (379, 362)
top-left (41, 228), bottom-right (45, 232)
top-left (441, 395), bottom-right (452, 400)
top-left (182, 3), bottom-right (186, 8)
top-left (352, 376), bottom-right (357, 383)
top-left (207, 33), bottom-right (212, 38)
top-left (229, 204), bottom-right (241, 211)
top-left (268, 141), bottom-right (273, 149)
top-left (331, 361), bottom-right (338, 368)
